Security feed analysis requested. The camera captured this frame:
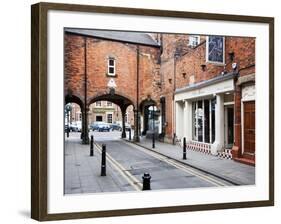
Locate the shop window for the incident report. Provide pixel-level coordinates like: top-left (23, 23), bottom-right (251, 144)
top-left (206, 36), bottom-right (225, 64)
top-left (192, 98), bottom-right (216, 143)
top-left (204, 100), bottom-right (210, 143)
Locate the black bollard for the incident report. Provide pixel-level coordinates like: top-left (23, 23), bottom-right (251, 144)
top-left (142, 173), bottom-right (151, 190)
top-left (66, 127), bottom-right (69, 138)
top-left (90, 135), bottom-right (94, 156)
top-left (101, 144), bottom-right (106, 176)
top-left (183, 137), bottom-right (187, 160)
top-left (129, 128), bottom-right (131, 141)
top-left (152, 132), bottom-right (155, 148)
top-left (173, 133), bottom-right (176, 145)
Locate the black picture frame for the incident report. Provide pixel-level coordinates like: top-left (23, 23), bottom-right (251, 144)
top-left (31, 2), bottom-right (274, 221)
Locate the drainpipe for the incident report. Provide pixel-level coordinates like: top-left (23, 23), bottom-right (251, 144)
top-left (134, 45), bottom-right (140, 142)
top-left (172, 51), bottom-right (180, 144)
top-left (82, 37), bottom-right (89, 144)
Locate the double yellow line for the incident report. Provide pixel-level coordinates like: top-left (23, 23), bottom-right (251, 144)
top-left (124, 142), bottom-right (230, 187)
top-left (94, 143), bottom-right (142, 191)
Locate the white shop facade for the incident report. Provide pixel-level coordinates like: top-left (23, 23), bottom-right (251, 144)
top-left (174, 73), bottom-right (236, 158)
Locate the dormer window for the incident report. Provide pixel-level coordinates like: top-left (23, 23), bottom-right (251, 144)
top-left (188, 35), bottom-right (200, 48)
top-left (108, 58), bottom-right (116, 76)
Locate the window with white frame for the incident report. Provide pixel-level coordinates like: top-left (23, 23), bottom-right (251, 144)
top-left (107, 58), bottom-right (116, 76)
top-left (107, 113), bottom-right (113, 123)
top-left (95, 101), bottom-right (101, 107)
top-left (107, 101), bottom-right (112, 107)
top-left (188, 35), bottom-right (200, 47)
top-left (206, 36), bottom-right (225, 64)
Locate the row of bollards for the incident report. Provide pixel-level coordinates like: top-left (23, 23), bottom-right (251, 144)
top-left (89, 134), bottom-right (151, 190)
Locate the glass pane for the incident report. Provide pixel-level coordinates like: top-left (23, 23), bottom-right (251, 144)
top-left (109, 59), bottom-right (114, 66)
top-left (109, 67), bottom-right (114, 74)
top-left (208, 36), bottom-right (224, 63)
top-left (197, 101), bottom-right (203, 142)
top-left (204, 100), bottom-right (210, 143)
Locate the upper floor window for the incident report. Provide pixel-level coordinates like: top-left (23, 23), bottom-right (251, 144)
top-left (188, 35), bottom-right (200, 48)
top-left (107, 101), bottom-right (112, 107)
top-left (96, 101), bottom-right (101, 107)
top-left (108, 58), bottom-right (116, 76)
top-left (206, 36), bottom-right (225, 64)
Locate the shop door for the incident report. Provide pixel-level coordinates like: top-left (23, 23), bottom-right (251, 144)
top-left (225, 106), bottom-right (234, 148)
top-left (243, 101), bottom-right (255, 154)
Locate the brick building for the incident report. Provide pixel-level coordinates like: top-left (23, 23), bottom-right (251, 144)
top-left (64, 29), bottom-right (162, 142)
top-left (64, 29), bottom-right (255, 165)
top-left (158, 34), bottom-right (255, 165)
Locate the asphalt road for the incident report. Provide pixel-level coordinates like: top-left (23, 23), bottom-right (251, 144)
top-left (95, 138), bottom-right (232, 190)
top-left (65, 131), bottom-right (233, 194)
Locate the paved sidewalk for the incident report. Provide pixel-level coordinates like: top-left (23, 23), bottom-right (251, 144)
top-left (65, 134), bottom-right (135, 194)
top-left (126, 137), bottom-right (255, 185)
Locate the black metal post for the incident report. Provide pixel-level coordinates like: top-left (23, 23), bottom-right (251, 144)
top-left (129, 128), bottom-right (131, 141)
top-left (142, 173), bottom-right (151, 190)
top-left (173, 133), bottom-right (176, 145)
top-left (101, 144), bottom-right (106, 176)
top-left (152, 106), bottom-right (155, 148)
top-left (66, 109), bottom-right (70, 138)
top-left (183, 137), bottom-right (187, 160)
top-left (90, 135), bottom-right (94, 156)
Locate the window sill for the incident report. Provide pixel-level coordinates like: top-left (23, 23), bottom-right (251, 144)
top-left (106, 73), bottom-right (118, 78)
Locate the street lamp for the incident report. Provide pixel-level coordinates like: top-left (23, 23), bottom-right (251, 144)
top-left (152, 105), bottom-right (156, 149)
top-left (65, 104), bottom-right (72, 138)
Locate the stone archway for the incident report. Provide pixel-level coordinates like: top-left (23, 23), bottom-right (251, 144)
top-left (139, 98), bottom-right (159, 137)
top-left (88, 93), bottom-right (136, 140)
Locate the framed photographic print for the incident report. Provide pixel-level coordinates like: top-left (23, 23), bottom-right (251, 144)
top-left (31, 2), bottom-right (274, 221)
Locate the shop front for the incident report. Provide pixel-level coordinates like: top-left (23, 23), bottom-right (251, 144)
top-left (174, 73), bottom-right (236, 158)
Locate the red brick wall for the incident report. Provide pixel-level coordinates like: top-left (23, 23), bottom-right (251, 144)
top-left (65, 32), bottom-right (255, 142)
top-left (64, 34), bottom-right (161, 108)
top-left (160, 34), bottom-right (255, 140)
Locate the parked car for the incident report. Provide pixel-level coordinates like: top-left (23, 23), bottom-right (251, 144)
top-left (115, 121), bottom-right (132, 131)
top-left (110, 123), bottom-right (122, 131)
top-left (90, 122), bottom-right (111, 132)
top-left (69, 121), bottom-right (82, 132)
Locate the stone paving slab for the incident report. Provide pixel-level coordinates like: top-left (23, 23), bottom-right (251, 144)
top-left (126, 137), bottom-right (255, 185)
top-left (64, 134), bottom-right (135, 194)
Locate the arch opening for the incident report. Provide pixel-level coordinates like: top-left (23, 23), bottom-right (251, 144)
top-left (139, 99), bottom-right (161, 139)
top-left (88, 93), bottom-right (136, 140)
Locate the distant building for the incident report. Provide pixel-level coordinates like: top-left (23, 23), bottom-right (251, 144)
top-left (88, 101), bottom-right (134, 126)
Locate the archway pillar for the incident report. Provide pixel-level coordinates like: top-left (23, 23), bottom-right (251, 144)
top-left (81, 106), bottom-right (89, 144)
top-left (133, 109), bottom-right (140, 142)
top-left (121, 106), bottom-right (127, 138)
